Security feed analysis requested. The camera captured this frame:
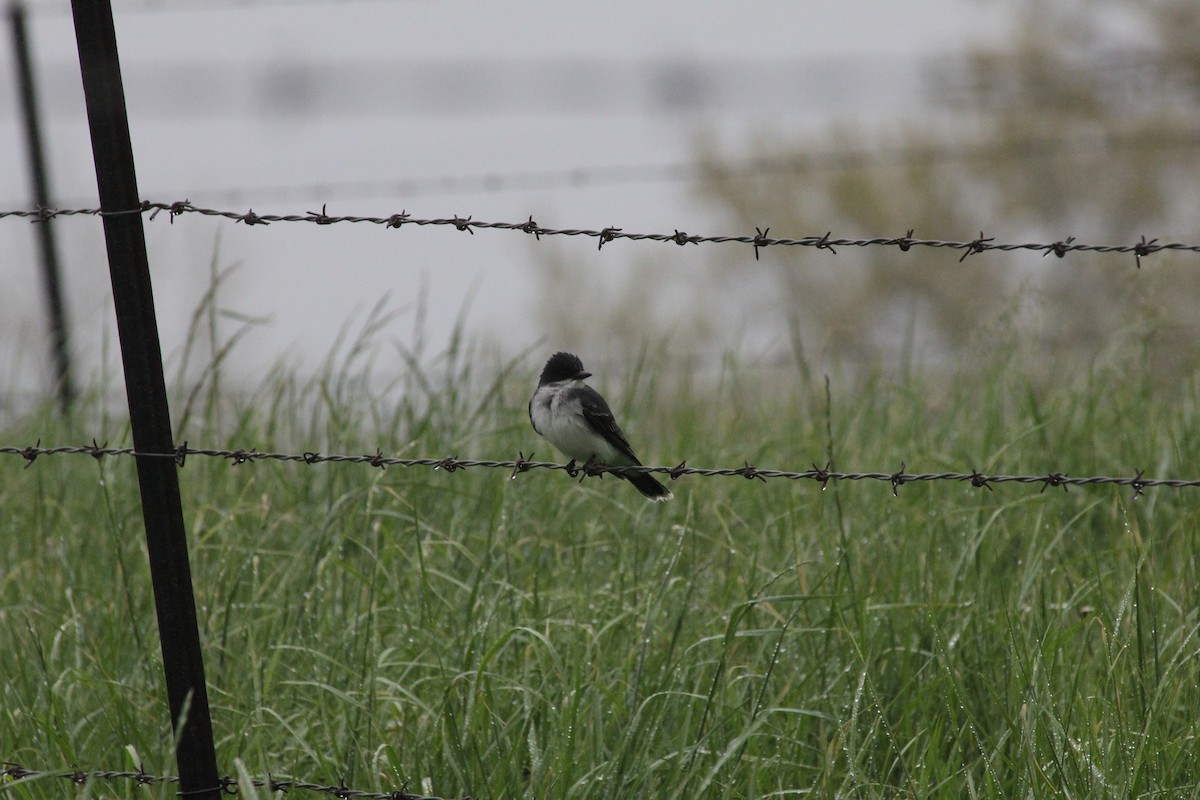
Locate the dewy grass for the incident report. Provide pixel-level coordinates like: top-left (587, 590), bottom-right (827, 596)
top-left (2, 333), bottom-right (1200, 799)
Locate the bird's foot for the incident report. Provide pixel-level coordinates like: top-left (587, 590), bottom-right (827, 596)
top-left (581, 455), bottom-right (607, 480)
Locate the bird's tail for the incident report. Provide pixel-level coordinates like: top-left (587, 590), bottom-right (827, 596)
top-left (628, 470), bottom-right (673, 502)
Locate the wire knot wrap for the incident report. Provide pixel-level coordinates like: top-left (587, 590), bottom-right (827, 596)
top-left (1131, 468), bottom-right (1146, 499)
top-left (212, 776), bottom-right (239, 795)
top-left (20, 438), bottom-right (41, 468)
top-left (1044, 236), bottom-right (1076, 258)
top-left (1041, 472), bottom-right (1070, 493)
top-left (434, 456), bottom-right (462, 472)
top-left (814, 231), bottom-right (837, 254)
top-left (225, 448), bottom-right (257, 465)
top-left (156, 199), bottom-right (192, 223)
top-left (752, 227), bottom-right (771, 260)
top-left (969, 470), bottom-right (993, 491)
top-left (308, 204), bottom-right (335, 225)
top-left (510, 451), bottom-right (535, 479)
top-left (959, 231), bottom-right (994, 262)
top-left (1134, 235), bottom-right (1158, 268)
top-left (740, 462), bottom-right (767, 482)
top-left (808, 462), bottom-right (832, 488)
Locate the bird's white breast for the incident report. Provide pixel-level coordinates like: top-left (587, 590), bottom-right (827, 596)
top-left (531, 386), bottom-right (626, 464)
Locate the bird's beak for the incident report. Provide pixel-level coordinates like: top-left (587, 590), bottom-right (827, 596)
top-left (575, 371), bottom-right (592, 380)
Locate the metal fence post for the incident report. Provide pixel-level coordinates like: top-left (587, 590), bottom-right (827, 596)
top-left (9, 0), bottom-right (74, 417)
top-left (69, 2), bottom-right (220, 794)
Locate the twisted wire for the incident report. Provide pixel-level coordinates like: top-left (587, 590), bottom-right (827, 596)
top-left (0, 764), bottom-right (451, 800)
top-left (0, 442), bottom-right (1186, 497)
top-left (0, 201), bottom-right (1186, 266)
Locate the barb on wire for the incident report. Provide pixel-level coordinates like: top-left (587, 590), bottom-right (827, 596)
top-left (0, 764), bottom-right (454, 800)
top-left (2, 442), bottom-right (1196, 498)
top-left (2, 201), bottom-right (1197, 268)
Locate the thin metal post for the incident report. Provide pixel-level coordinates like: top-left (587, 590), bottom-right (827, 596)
top-left (9, 0), bottom-right (74, 417)
top-left (69, 2), bottom-right (220, 794)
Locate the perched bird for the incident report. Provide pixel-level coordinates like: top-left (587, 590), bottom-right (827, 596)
top-left (529, 351), bottom-right (672, 502)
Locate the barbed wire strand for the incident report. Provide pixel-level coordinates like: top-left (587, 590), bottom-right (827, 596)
top-left (0, 764), bottom-right (454, 800)
top-left (0, 442), bottom-right (1186, 498)
top-left (0, 201), bottom-right (1187, 267)
top-left (17, 0), bottom-right (395, 16)
top-left (6, 126), bottom-right (1195, 210)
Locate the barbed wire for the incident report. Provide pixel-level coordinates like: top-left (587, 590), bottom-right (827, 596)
top-left (7, 126), bottom-right (1195, 210)
top-left (0, 200), bottom-right (1187, 267)
top-left (0, 161), bottom-right (698, 210)
top-left (16, 0), bottom-right (395, 16)
top-left (0, 763), bottom-right (454, 800)
top-left (0, 441), bottom-right (1190, 498)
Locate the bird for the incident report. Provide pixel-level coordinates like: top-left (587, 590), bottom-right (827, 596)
top-left (528, 351), bottom-right (673, 501)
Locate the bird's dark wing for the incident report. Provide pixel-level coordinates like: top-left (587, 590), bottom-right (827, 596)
top-left (571, 386), bottom-right (641, 464)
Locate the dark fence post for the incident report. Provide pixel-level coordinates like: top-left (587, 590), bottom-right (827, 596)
top-left (69, 2), bottom-right (220, 795)
top-left (9, 0), bottom-right (74, 417)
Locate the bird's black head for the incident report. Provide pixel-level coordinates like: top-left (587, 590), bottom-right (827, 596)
top-left (539, 351), bottom-right (590, 385)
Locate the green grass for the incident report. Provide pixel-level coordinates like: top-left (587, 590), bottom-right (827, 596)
top-left (2, 336), bottom-right (1200, 799)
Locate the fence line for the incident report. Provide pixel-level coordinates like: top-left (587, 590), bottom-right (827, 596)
top-left (16, 0), bottom-right (384, 15)
top-left (0, 200), bottom-right (1190, 267)
top-left (0, 764), bottom-right (453, 800)
top-left (1, 441), bottom-right (1190, 498)
top-left (8, 126), bottom-right (1197, 210)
